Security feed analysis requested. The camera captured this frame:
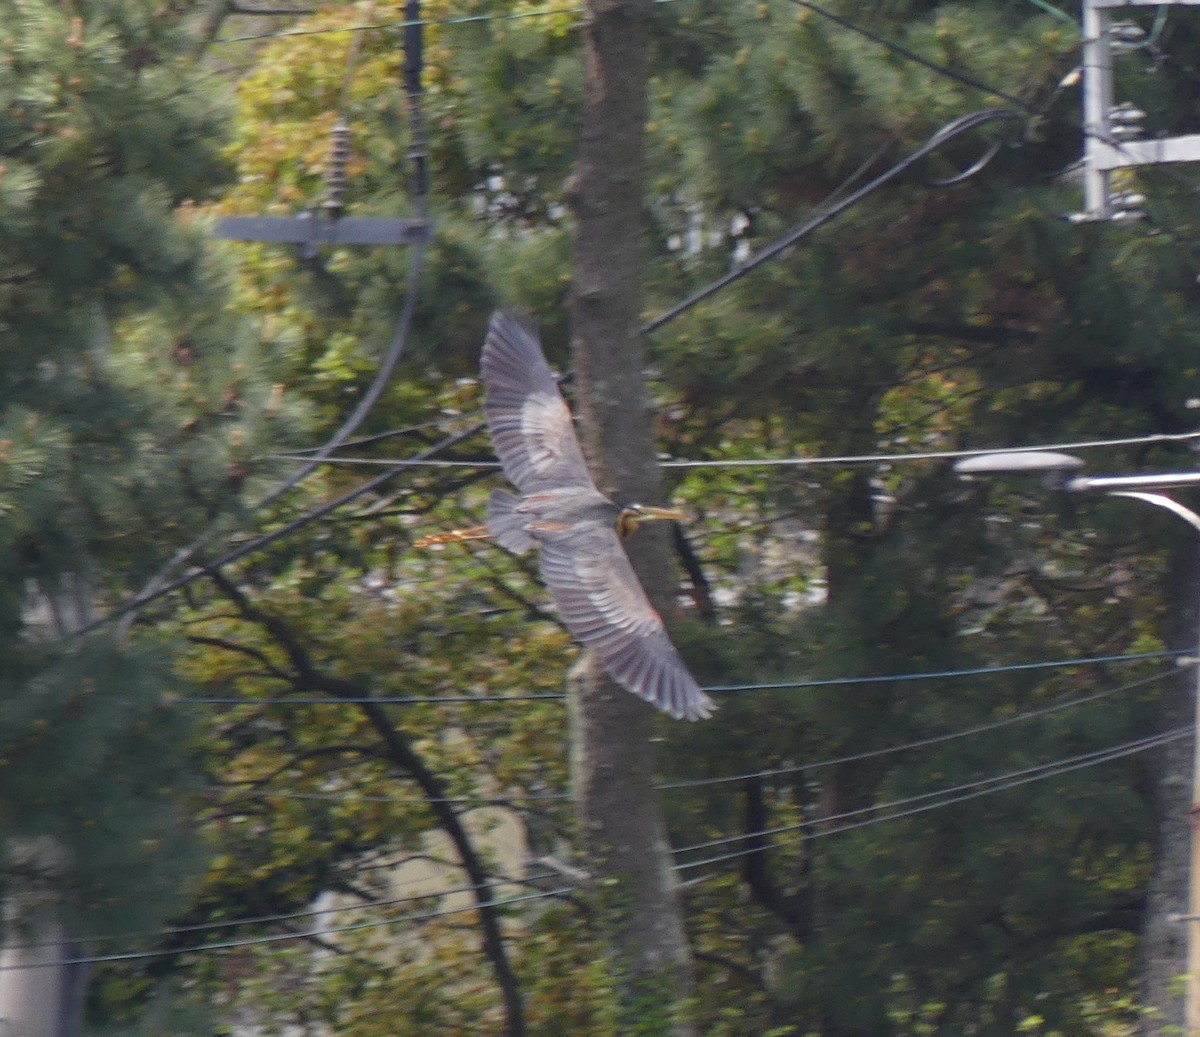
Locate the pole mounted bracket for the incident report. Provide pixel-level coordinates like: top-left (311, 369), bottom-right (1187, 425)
top-left (1077, 0), bottom-right (1200, 222)
top-left (213, 212), bottom-right (433, 260)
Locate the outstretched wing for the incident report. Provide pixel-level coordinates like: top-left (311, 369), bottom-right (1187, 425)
top-left (538, 525), bottom-right (715, 722)
top-left (481, 311), bottom-right (595, 495)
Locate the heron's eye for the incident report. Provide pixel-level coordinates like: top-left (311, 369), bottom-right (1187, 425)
top-left (616, 510), bottom-right (640, 539)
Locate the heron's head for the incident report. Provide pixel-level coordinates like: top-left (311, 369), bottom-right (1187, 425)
top-left (615, 503), bottom-right (687, 539)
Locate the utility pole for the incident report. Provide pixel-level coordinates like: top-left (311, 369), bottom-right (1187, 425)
top-left (956, 453), bottom-right (1200, 1035)
top-left (214, 1), bottom-right (432, 255)
top-left (0, 577), bottom-right (96, 1037)
top-left (1075, 0), bottom-right (1200, 222)
top-left (0, 840), bottom-right (85, 1037)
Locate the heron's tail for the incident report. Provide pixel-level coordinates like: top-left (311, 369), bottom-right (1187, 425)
top-left (487, 490), bottom-right (535, 553)
top-left (414, 525), bottom-right (491, 548)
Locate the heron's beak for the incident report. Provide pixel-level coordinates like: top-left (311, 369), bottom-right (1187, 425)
top-left (617, 505), bottom-right (687, 539)
top-left (637, 506), bottom-right (687, 523)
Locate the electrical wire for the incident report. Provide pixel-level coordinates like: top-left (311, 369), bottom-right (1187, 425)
top-left (84, 11), bottom-right (1200, 637)
top-left (779, 0), bottom-right (1035, 112)
top-left (0, 886), bottom-right (574, 970)
top-left (114, 11), bottom-right (432, 638)
top-left (165, 421), bottom-right (1199, 607)
top-left (281, 416), bottom-right (463, 454)
top-left (704, 649), bottom-right (1192, 694)
top-left (673, 725), bottom-right (1190, 873)
top-left (182, 648), bottom-right (1192, 705)
top-left (14, 718), bottom-right (1183, 963)
top-left (204, 665), bottom-right (1174, 802)
top-left (642, 107), bottom-right (1026, 334)
top-left (2, 874), bottom-right (557, 952)
top-left (661, 665), bottom-right (1178, 790)
top-left (75, 421), bottom-right (484, 638)
top-left (79, 47), bottom-right (1074, 628)
top-left (209, 788), bottom-right (573, 806)
top-left (677, 726), bottom-right (1181, 857)
top-left (266, 428), bottom-right (1200, 472)
top-left (215, 0), bottom-right (684, 46)
top-left (1023, 0), bottom-right (1079, 33)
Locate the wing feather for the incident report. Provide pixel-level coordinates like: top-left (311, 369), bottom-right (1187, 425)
top-left (481, 311), bottom-right (595, 494)
top-left (538, 527), bottom-right (715, 721)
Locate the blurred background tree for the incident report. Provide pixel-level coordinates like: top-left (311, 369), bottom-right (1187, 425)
top-left (8, 0), bottom-right (1200, 1034)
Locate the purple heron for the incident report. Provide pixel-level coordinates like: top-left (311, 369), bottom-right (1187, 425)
top-left (417, 311), bottom-right (714, 722)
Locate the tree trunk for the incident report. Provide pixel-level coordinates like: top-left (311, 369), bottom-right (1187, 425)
top-left (566, 0), bottom-right (697, 1033)
top-left (1142, 537), bottom-right (1197, 1035)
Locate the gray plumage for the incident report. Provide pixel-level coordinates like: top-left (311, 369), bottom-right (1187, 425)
top-left (480, 310), bottom-right (714, 722)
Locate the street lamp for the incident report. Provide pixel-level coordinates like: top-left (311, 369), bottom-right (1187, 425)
top-left (955, 450), bottom-right (1200, 1034)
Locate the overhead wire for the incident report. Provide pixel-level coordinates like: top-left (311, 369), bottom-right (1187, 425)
top-left (642, 107), bottom-right (1026, 334)
top-left (14, 715), bottom-right (1185, 965)
top-left (1022, 0), bottom-right (1078, 32)
top-left (75, 420), bottom-right (484, 637)
top-left (214, 0), bottom-right (683, 46)
top-left (265, 428), bottom-right (1200, 471)
top-left (208, 788), bottom-right (573, 806)
top-left (203, 665), bottom-right (1176, 802)
top-left (779, 0), bottom-right (1036, 111)
top-left (85, 5), bottom-right (1075, 627)
top-left (2, 874), bottom-right (557, 952)
top-left (182, 647), bottom-right (1192, 705)
top-left (673, 725), bottom-right (1190, 873)
top-left (114, 8), bottom-right (431, 637)
top-left (661, 665), bottom-right (1180, 790)
top-left (17, 0), bottom-right (1195, 985)
top-left (0, 887), bottom-right (574, 970)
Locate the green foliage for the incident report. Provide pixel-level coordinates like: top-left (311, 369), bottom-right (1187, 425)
top-left (69, 0), bottom-right (1200, 1033)
top-left (0, 0), bottom-right (301, 1010)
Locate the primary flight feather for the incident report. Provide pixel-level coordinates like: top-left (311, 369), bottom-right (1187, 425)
top-left (418, 310), bottom-right (714, 722)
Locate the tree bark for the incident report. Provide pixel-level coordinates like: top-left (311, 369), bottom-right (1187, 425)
top-left (566, 1), bottom-right (698, 1033)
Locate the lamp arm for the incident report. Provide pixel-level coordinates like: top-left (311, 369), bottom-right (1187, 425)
top-left (1108, 491), bottom-right (1200, 536)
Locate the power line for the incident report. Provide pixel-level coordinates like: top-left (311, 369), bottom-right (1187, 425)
top-left (208, 787), bottom-right (572, 806)
top-left (183, 648), bottom-right (1192, 705)
top-left (779, 0), bottom-right (1036, 112)
top-left (86, 13), bottom-right (1196, 633)
top-left (661, 432), bottom-right (1200, 468)
top-left (215, 0), bottom-right (681, 45)
top-left (205, 666), bottom-right (1172, 803)
top-left (113, 10), bottom-right (433, 637)
top-left (3, 874), bottom-right (557, 952)
top-left (677, 727), bottom-right (1180, 857)
top-left (674, 725), bottom-right (1190, 873)
top-left (19, 678), bottom-right (1178, 959)
top-left (661, 665), bottom-right (1178, 790)
top-left (1023, 0), bottom-right (1078, 32)
top-left (81, 48), bottom-right (1058, 628)
top-left (705, 649), bottom-right (1192, 694)
top-left (188, 690), bottom-right (563, 705)
top-left (13, 726), bottom-right (1177, 968)
top-left (642, 107), bottom-right (1026, 333)
top-left (76, 420), bottom-right (485, 638)
top-left (281, 416), bottom-right (464, 454)
top-left (22, 687), bottom-right (1183, 962)
top-left (267, 429), bottom-right (1200, 472)
top-left (269, 454), bottom-right (500, 469)
top-left (0, 887), bottom-right (573, 970)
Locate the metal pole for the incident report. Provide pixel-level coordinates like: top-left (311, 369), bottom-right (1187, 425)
top-left (1190, 551), bottom-right (1200, 1037)
top-left (1082, 0), bottom-right (1113, 218)
top-left (953, 454), bottom-right (1200, 1029)
top-left (1109, 491), bottom-right (1200, 1035)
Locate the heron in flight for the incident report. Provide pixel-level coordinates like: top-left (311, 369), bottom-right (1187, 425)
top-left (417, 311), bottom-right (714, 722)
